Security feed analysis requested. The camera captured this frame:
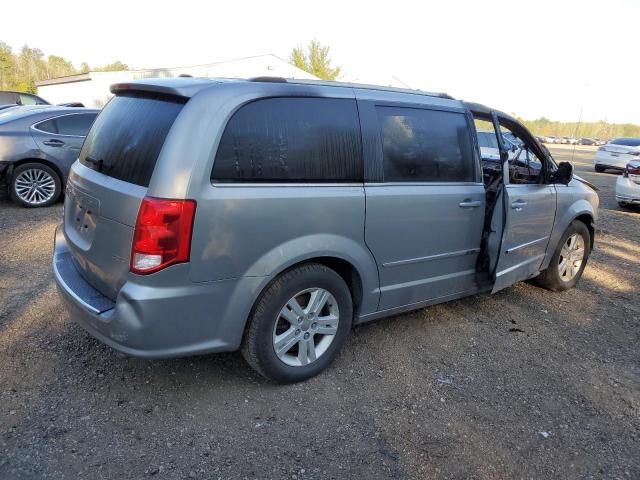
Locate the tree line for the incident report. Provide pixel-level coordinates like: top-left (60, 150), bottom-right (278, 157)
top-left (0, 41), bottom-right (128, 93)
top-left (516, 117), bottom-right (640, 140)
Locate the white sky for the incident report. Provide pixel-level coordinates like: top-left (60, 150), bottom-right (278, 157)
top-left (3, 0), bottom-right (639, 123)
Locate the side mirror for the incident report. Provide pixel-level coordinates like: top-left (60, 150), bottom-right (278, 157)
top-left (552, 161), bottom-right (573, 185)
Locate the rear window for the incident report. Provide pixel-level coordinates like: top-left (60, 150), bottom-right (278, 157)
top-left (211, 97), bottom-right (363, 183)
top-left (611, 138), bottom-right (640, 147)
top-left (79, 93), bottom-right (185, 187)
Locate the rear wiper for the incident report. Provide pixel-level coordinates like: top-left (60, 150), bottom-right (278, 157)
top-left (84, 155), bottom-right (104, 172)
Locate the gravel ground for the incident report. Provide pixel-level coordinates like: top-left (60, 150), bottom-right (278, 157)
top-left (0, 146), bottom-right (638, 479)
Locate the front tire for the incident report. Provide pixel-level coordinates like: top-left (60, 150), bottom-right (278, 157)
top-left (241, 263), bottom-right (353, 383)
top-left (534, 221), bottom-right (591, 292)
top-left (10, 162), bottom-right (61, 208)
top-left (594, 165), bottom-right (605, 173)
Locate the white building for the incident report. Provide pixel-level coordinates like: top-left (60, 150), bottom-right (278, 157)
top-left (36, 54), bottom-right (317, 108)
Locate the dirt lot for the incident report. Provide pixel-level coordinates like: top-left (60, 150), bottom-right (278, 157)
top-left (0, 146), bottom-right (638, 479)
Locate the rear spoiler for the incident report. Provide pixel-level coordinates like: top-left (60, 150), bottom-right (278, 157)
top-left (57, 102), bottom-right (85, 107)
top-left (111, 78), bottom-right (220, 99)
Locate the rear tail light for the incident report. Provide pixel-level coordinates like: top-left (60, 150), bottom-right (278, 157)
top-left (626, 162), bottom-right (640, 176)
top-left (131, 197), bottom-right (197, 275)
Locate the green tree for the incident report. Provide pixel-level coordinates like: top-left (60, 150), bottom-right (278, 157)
top-left (78, 62), bottom-right (90, 73)
top-left (47, 55), bottom-right (77, 79)
top-left (94, 61), bottom-right (129, 72)
top-left (289, 40), bottom-right (341, 80)
top-left (0, 41), bottom-right (17, 89)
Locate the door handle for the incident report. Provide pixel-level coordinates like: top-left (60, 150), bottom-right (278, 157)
top-left (511, 200), bottom-right (528, 211)
top-left (459, 199), bottom-right (482, 209)
top-left (43, 139), bottom-right (65, 147)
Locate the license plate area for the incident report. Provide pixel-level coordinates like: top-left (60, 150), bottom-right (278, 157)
top-left (65, 183), bottom-right (100, 249)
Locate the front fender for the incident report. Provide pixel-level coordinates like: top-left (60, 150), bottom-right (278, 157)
top-left (244, 233), bottom-right (380, 316)
top-left (541, 195), bottom-right (596, 271)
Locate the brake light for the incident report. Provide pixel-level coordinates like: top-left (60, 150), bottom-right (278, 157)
top-left (627, 162), bottom-right (640, 176)
top-left (131, 197), bottom-right (197, 275)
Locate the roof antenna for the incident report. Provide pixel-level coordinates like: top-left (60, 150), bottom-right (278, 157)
top-left (391, 75), bottom-right (412, 89)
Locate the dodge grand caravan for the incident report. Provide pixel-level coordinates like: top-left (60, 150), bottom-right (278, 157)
top-left (53, 77), bottom-right (599, 383)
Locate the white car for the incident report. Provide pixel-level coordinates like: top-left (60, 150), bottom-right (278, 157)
top-left (616, 161), bottom-right (640, 207)
top-left (594, 137), bottom-right (640, 172)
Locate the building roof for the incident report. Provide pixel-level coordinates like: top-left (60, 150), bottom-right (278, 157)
top-left (36, 54), bottom-right (316, 87)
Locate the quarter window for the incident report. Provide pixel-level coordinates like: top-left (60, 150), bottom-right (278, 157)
top-left (212, 97), bottom-right (363, 183)
top-left (376, 106), bottom-right (474, 182)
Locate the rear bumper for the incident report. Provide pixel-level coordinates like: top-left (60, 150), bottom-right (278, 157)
top-left (53, 225), bottom-right (264, 358)
top-left (616, 177), bottom-right (640, 204)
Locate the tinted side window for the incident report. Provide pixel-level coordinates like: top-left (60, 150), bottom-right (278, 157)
top-left (0, 92), bottom-right (17, 105)
top-left (80, 93), bottom-right (185, 187)
top-left (56, 113), bottom-right (97, 136)
top-left (376, 106), bottom-right (474, 182)
top-left (35, 118), bottom-right (59, 134)
top-left (212, 97), bottom-right (362, 182)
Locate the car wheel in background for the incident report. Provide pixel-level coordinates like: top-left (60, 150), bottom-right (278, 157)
top-left (241, 263), bottom-right (353, 384)
top-left (534, 220), bottom-right (591, 292)
top-left (10, 162), bottom-right (62, 208)
top-left (594, 165), bottom-right (605, 173)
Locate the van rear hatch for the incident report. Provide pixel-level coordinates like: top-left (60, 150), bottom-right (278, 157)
top-left (63, 92), bottom-right (186, 299)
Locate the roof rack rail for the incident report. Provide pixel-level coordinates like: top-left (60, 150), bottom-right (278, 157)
top-left (249, 76), bottom-right (288, 83)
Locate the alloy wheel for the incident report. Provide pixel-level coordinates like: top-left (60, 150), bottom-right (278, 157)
top-left (558, 233), bottom-right (585, 281)
top-left (14, 168), bottom-right (56, 206)
top-left (272, 288), bottom-right (339, 367)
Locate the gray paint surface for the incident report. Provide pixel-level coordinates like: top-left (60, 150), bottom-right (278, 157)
top-left (52, 78), bottom-right (599, 358)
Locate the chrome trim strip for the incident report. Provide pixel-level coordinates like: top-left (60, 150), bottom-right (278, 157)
top-left (379, 268), bottom-right (476, 293)
top-left (505, 236), bottom-right (548, 255)
top-left (382, 248), bottom-right (481, 268)
top-left (496, 254), bottom-right (545, 277)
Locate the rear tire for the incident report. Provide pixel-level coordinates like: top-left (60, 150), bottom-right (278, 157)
top-left (10, 162), bottom-right (61, 208)
top-left (241, 263), bottom-right (353, 383)
top-left (594, 165), bottom-right (605, 173)
top-left (534, 220), bottom-right (591, 292)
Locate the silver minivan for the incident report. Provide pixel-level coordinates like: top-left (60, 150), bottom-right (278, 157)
top-left (53, 77), bottom-right (599, 383)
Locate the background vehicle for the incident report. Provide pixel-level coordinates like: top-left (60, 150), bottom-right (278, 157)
top-left (578, 138), bottom-right (597, 146)
top-left (0, 90), bottom-right (49, 106)
top-left (52, 78), bottom-right (597, 383)
top-left (594, 137), bottom-right (640, 172)
top-left (0, 106), bottom-right (99, 207)
top-left (616, 161), bottom-right (640, 207)
top-left (0, 90), bottom-right (85, 108)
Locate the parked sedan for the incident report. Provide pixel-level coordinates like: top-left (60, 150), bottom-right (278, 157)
top-left (594, 137), bottom-right (640, 172)
top-left (616, 161), bottom-right (640, 207)
top-left (0, 106), bottom-right (98, 207)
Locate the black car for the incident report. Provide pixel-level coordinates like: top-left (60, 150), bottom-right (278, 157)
top-left (0, 106), bottom-right (99, 207)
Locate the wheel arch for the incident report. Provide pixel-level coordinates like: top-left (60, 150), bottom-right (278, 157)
top-left (10, 158), bottom-right (65, 185)
top-left (541, 202), bottom-right (596, 271)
